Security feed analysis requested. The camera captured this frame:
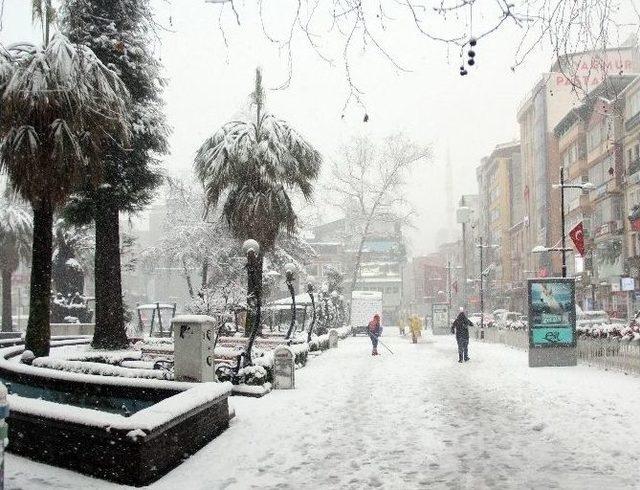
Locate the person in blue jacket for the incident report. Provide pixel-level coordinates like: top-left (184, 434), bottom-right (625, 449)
top-left (368, 314), bottom-right (383, 355)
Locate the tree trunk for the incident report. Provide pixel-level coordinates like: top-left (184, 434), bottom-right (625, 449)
top-left (92, 194), bottom-right (128, 349)
top-left (201, 257), bottom-right (209, 290)
top-left (349, 228), bottom-right (371, 293)
top-left (25, 200), bottom-right (53, 357)
top-left (1, 269), bottom-right (12, 332)
top-left (182, 257), bottom-right (194, 298)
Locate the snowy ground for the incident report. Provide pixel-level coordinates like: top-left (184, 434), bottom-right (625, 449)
top-left (7, 329), bottom-right (640, 489)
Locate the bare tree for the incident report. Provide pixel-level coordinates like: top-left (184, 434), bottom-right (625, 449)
top-left (327, 134), bottom-right (430, 292)
top-left (205, 0), bottom-right (639, 109)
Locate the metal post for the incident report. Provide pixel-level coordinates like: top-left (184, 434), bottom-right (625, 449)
top-left (480, 237), bottom-right (484, 340)
top-left (0, 382), bottom-right (7, 489)
top-left (560, 167), bottom-right (567, 278)
top-left (284, 273), bottom-right (296, 340)
top-left (447, 260), bottom-right (452, 328)
top-left (306, 287), bottom-right (316, 343)
top-left (462, 222), bottom-right (467, 309)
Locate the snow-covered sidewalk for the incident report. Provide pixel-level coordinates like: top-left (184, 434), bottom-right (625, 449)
top-left (7, 330), bottom-right (640, 489)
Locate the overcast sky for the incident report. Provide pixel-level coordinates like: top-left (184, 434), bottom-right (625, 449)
top-left (2, 1), bottom-right (635, 256)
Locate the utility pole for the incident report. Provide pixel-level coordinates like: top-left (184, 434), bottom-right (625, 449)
top-left (462, 221), bottom-right (467, 309)
top-left (560, 167), bottom-right (567, 278)
top-left (479, 237), bottom-right (484, 340)
top-left (447, 260), bottom-right (452, 328)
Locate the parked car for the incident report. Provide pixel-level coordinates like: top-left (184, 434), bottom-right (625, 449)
top-left (468, 312), bottom-right (494, 328)
top-left (576, 309), bottom-right (610, 328)
top-left (494, 311), bottom-right (525, 330)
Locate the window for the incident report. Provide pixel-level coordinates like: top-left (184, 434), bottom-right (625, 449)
top-left (626, 89), bottom-right (640, 120)
top-left (587, 124), bottom-right (603, 150)
top-left (565, 177), bottom-right (582, 213)
top-left (562, 142), bottom-right (581, 170)
top-left (593, 196), bottom-right (622, 229)
top-left (588, 155), bottom-right (614, 187)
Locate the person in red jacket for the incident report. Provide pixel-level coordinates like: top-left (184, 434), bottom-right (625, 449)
top-left (368, 314), bottom-right (383, 355)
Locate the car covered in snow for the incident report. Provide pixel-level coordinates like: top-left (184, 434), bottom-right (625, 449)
top-left (468, 312), bottom-right (494, 328)
top-left (494, 311), bottom-right (527, 330)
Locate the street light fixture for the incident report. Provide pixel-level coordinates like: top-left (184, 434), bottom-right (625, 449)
top-left (552, 168), bottom-right (594, 277)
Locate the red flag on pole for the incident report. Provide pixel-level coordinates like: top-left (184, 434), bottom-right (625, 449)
top-left (569, 222), bottom-right (585, 256)
top-left (452, 280), bottom-right (458, 293)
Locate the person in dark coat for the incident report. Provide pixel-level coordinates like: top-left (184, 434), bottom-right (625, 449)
top-left (368, 314), bottom-right (383, 355)
top-left (451, 307), bottom-right (473, 362)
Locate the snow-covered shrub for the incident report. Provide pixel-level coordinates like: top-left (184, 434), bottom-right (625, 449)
top-left (309, 334), bottom-right (330, 352)
top-left (20, 350), bottom-right (35, 365)
top-left (238, 365), bottom-right (268, 386)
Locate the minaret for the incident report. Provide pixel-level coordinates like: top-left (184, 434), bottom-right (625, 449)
top-left (446, 147), bottom-right (454, 242)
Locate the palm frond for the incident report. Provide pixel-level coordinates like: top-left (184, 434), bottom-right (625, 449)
top-left (0, 34), bottom-right (130, 206)
top-left (0, 192), bottom-right (33, 271)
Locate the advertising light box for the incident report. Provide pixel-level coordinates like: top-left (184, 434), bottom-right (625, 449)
top-left (528, 278), bottom-right (576, 348)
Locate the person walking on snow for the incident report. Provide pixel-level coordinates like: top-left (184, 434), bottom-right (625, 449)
top-left (409, 315), bottom-right (421, 344)
top-left (368, 314), bottom-right (383, 355)
top-left (451, 307), bottom-right (473, 362)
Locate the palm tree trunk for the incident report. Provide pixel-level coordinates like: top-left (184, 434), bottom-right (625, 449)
top-left (92, 193), bottom-right (128, 349)
top-left (1, 269), bottom-right (12, 332)
top-left (25, 200), bottom-right (53, 357)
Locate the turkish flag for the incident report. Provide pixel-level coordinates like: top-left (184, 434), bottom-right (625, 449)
top-left (452, 280), bottom-right (458, 293)
top-left (569, 222), bottom-right (585, 256)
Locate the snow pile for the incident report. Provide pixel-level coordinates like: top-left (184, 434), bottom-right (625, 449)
top-left (309, 333), bottom-right (330, 352)
top-left (577, 321), bottom-right (640, 341)
top-left (31, 357), bottom-right (174, 380)
top-left (236, 365), bottom-right (268, 386)
top-left (0, 344), bottom-right (193, 391)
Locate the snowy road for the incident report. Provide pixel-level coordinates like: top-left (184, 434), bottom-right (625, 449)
top-left (7, 330), bottom-right (640, 489)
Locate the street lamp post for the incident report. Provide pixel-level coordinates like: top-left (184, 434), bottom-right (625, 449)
top-left (457, 205), bottom-right (473, 309)
top-left (445, 261), bottom-right (462, 329)
top-left (330, 290), bottom-right (339, 328)
top-left (551, 170), bottom-right (594, 278)
top-left (242, 239), bottom-right (261, 367)
top-left (306, 276), bottom-right (316, 342)
top-left (480, 238), bottom-right (485, 340)
top-left (284, 263), bottom-right (297, 340)
top-left (477, 238), bottom-right (498, 340)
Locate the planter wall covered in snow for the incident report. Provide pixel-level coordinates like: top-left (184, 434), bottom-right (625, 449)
top-left (8, 382), bottom-right (232, 486)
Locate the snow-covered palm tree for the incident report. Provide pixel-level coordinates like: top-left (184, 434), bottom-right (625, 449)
top-left (0, 190), bottom-right (32, 332)
top-left (0, 35), bottom-right (129, 356)
top-left (195, 68), bottom-right (321, 355)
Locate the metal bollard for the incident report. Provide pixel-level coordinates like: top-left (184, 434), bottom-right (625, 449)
top-left (0, 383), bottom-right (8, 490)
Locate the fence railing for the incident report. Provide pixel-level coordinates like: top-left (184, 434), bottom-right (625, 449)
top-left (471, 327), bottom-right (640, 375)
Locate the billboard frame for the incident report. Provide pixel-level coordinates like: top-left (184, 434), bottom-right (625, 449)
top-left (527, 277), bottom-right (577, 367)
